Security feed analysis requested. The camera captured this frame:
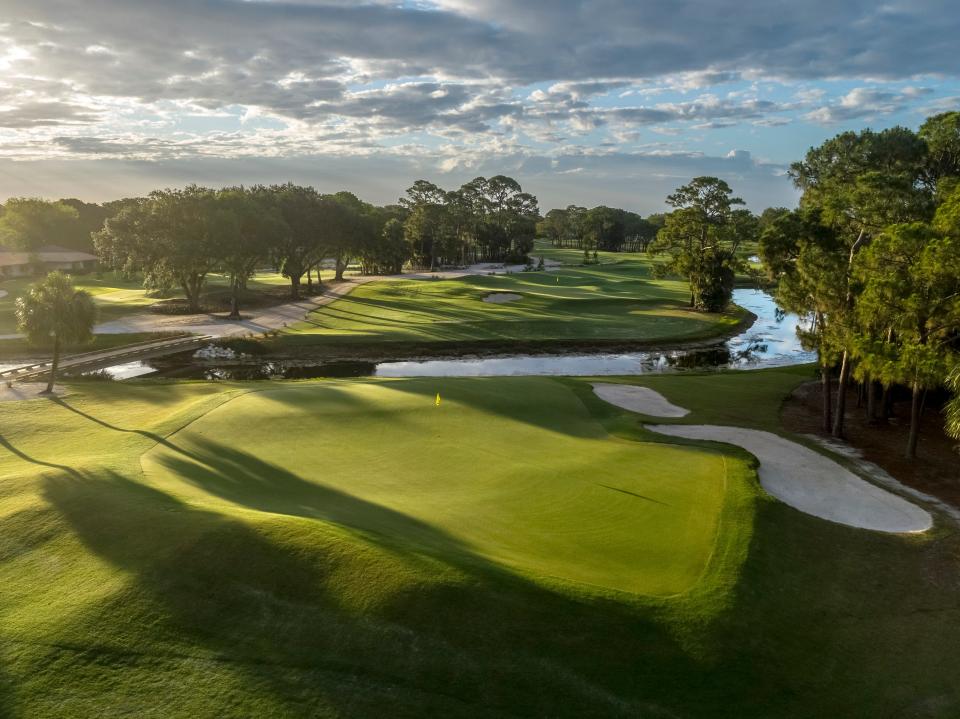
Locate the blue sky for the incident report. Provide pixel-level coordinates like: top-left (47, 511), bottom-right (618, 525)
top-left (0, 0), bottom-right (958, 213)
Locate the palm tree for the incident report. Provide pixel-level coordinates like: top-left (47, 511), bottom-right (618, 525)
top-left (15, 271), bottom-right (97, 394)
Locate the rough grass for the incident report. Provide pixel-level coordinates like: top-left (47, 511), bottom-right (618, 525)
top-left (0, 372), bottom-right (959, 717)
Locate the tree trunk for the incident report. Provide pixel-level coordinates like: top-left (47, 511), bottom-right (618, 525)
top-left (306, 268), bottom-right (313, 291)
top-left (832, 350), bottom-right (851, 438)
top-left (41, 334), bottom-right (61, 395)
top-left (290, 274), bottom-right (301, 300)
top-left (821, 363), bottom-right (832, 434)
top-left (866, 377), bottom-right (878, 424)
top-left (906, 382), bottom-right (923, 460)
top-left (228, 275), bottom-right (241, 320)
top-left (182, 276), bottom-right (203, 313)
top-left (335, 256), bottom-right (347, 282)
top-left (882, 384), bottom-right (894, 420)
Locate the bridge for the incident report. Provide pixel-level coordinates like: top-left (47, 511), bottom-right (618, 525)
top-left (1, 334), bottom-right (213, 384)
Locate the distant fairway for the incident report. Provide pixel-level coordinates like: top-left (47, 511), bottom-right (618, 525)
top-left (142, 378), bottom-right (732, 595)
top-left (277, 259), bottom-right (747, 352)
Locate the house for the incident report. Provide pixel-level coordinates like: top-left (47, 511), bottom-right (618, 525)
top-left (0, 245), bottom-right (98, 278)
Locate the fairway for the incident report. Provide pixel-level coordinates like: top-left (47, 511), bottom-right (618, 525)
top-left (279, 260), bottom-right (747, 350)
top-left (142, 378), bottom-right (731, 595)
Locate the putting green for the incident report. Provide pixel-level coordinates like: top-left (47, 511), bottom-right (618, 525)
top-left (141, 378), bottom-right (731, 595)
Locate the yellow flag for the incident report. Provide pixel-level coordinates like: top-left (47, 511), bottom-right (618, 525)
top-left (435, 392), bottom-right (441, 406)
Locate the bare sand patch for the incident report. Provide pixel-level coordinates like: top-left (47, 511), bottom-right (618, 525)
top-left (591, 383), bottom-right (689, 418)
top-left (646, 424), bottom-right (933, 533)
top-left (483, 293), bottom-right (522, 304)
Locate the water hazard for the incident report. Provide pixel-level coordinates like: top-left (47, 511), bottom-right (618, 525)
top-left (71, 288), bottom-right (815, 380)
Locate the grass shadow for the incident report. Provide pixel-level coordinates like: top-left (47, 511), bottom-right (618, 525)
top-left (31, 464), bottom-right (722, 717)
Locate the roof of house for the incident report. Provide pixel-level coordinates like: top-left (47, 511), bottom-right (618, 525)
top-left (0, 245), bottom-right (98, 267)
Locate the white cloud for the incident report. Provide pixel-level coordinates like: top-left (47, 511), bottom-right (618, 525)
top-left (805, 86), bottom-right (935, 123)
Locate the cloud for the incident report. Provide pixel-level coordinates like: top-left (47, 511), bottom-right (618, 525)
top-left (0, 100), bottom-right (102, 128)
top-left (0, 0), bottom-right (955, 207)
top-left (0, 147), bottom-right (797, 213)
top-left (805, 86), bottom-right (935, 123)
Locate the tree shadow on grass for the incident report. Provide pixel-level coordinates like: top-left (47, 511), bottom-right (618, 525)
top-left (150, 435), bottom-right (478, 560)
top-left (30, 465), bottom-right (733, 718)
top-left (709, 497), bottom-right (960, 717)
top-left (1, 383), bottom-right (840, 715)
top-left (0, 660), bottom-right (13, 719)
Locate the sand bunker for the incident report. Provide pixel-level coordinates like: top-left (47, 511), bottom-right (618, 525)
top-left (483, 293), bottom-right (522, 304)
top-left (591, 383), bottom-right (690, 418)
top-left (589, 384), bottom-right (932, 532)
top-left (647, 424), bottom-right (932, 533)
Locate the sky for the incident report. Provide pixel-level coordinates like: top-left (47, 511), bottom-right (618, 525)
top-left (1, 0), bottom-right (958, 214)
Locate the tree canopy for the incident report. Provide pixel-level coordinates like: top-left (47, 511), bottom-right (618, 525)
top-left (15, 271), bottom-right (97, 393)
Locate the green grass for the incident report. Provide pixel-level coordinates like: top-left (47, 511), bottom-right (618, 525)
top-left (277, 259), bottom-right (746, 354)
top-left (0, 271), bottom-right (303, 335)
top-left (141, 379), bottom-right (732, 595)
top-left (1, 371), bottom-right (959, 716)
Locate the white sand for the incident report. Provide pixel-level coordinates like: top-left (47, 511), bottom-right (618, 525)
top-left (589, 384), bottom-right (933, 532)
top-left (483, 293), bottom-right (522, 304)
top-left (591, 383), bottom-right (689, 418)
top-left (646, 424), bottom-right (933, 533)
top-left (0, 290), bottom-right (7, 299)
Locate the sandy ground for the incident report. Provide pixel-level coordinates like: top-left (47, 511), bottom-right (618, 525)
top-left (483, 293), bottom-right (522, 304)
top-left (0, 290), bottom-right (7, 299)
top-left (647, 424), bottom-right (933, 533)
top-left (590, 384), bottom-right (933, 532)
top-left (591, 383), bottom-right (690, 418)
top-left (806, 434), bottom-right (960, 527)
top-left (0, 382), bottom-right (66, 401)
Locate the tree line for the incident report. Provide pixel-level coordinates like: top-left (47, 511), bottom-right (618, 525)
top-left (758, 111), bottom-right (960, 458)
top-left (0, 197), bottom-right (119, 253)
top-left (0, 175), bottom-right (541, 318)
top-left (537, 205), bottom-right (663, 255)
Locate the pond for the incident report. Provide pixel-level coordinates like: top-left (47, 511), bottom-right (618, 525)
top-left (77, 288), bottom-right (815, 381)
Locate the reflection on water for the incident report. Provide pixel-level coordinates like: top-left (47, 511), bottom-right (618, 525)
top-left (373, 289), bottom-right (815, 377)
top-left (81, 288), bottom-right (816, 380)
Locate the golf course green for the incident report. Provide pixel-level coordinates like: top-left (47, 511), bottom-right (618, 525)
top-left (142, 379), bottom-right (734, 595)
top-left (2, 369), bottom-right (959, 717)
